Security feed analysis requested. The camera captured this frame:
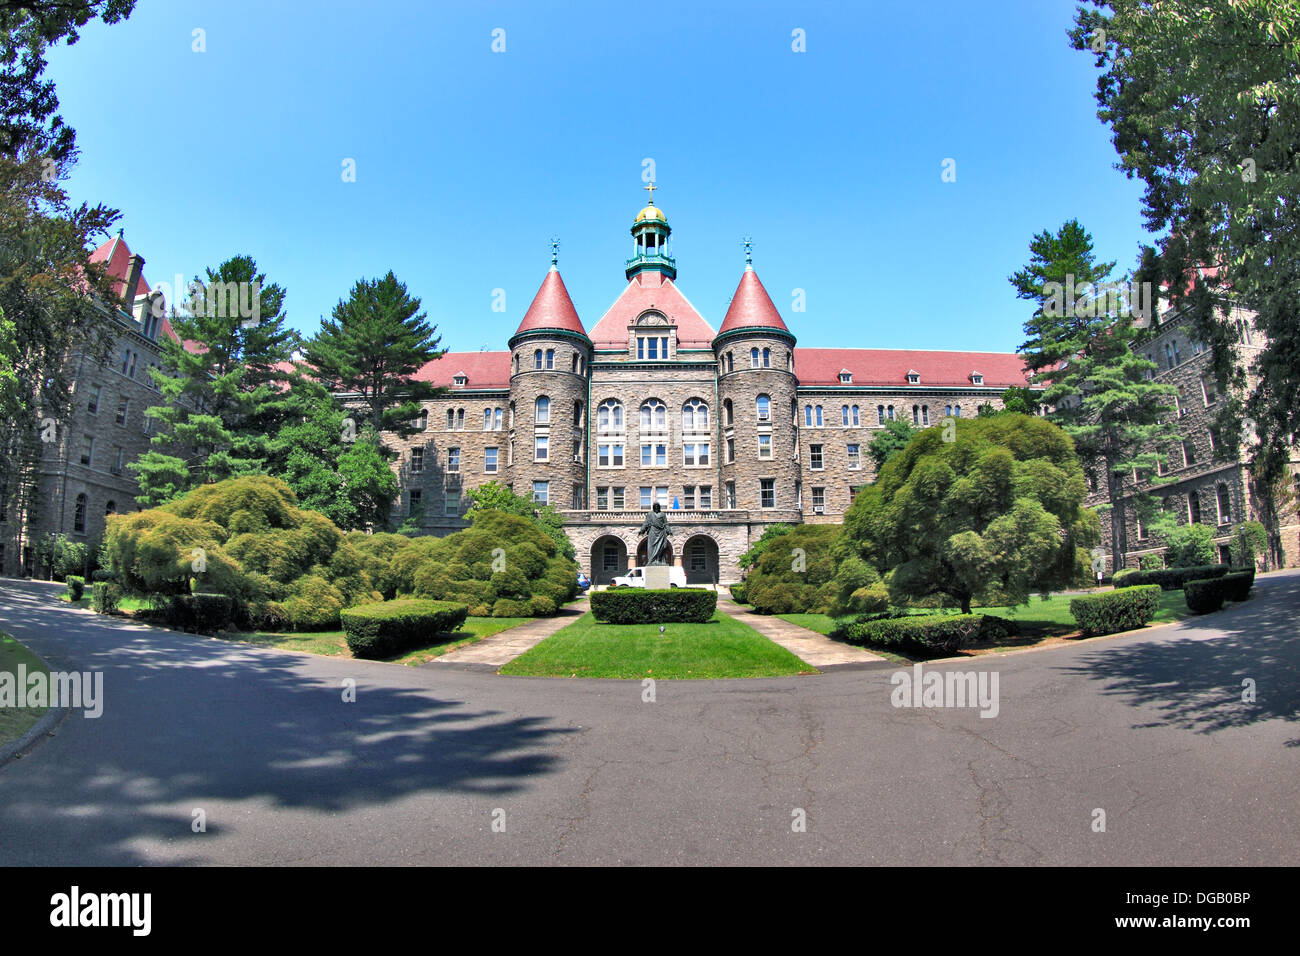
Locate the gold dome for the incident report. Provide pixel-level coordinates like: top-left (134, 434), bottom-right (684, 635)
top-left (635, 204), bottom-right (665, 222)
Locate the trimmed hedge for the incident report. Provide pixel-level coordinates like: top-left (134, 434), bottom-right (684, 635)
top-left (91, 582), bottom-right (122, 614)
top-left (1113, 564), bottom-right (1230, 591)
top-left (1070, 584), bottom-right (1161, 635)
top-left (340, 599), bottom-right (469, 659)
top-left (728, 581), bottom-right (747, 605)
top-left (91, 568), bottom-right (117, 582)
top-left (66, 575), bottom-right (85, 601)
top-left (167, 593), bottom-right (234, 632)
top-left (1183, 576), bottom-right (1229, 614)
top-left (1223, 569), bottom-right (1255, 602)
top-left (589, 588), bottom-right (717, 624)
top-left (837, 614), bottom-right (986, 655)
top-left (977, 615), bottom-right (1021, 642)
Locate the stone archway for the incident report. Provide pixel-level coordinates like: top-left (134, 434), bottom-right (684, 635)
top-left (591, 534), bottom-right (629, 586)
top-left (682, 534), bottom-right (720, 585)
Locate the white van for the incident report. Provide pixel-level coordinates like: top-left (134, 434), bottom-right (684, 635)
top-left (610, 566), bottom-right (687, 589)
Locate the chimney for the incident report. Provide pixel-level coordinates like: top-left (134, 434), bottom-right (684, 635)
top-left (122, 252), bottom-right (145, 313)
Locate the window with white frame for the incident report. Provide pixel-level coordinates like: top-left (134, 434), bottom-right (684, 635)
top-left (532, 481), bottom-right (549, 505)
top-left (484, 447), bottom-right (498, 473)
top-left (535, 396), bottom-right (550, 423)
top-left (598, 399), bottom-right (624, 430)
top-left (812, 487), bottom-right (825, 510)
top-left (810, 444), bottom-right (823, 469)
top-left (682, 399), bottom-right (709, 430)
top-left (411, 447), bottom-right (424, 473)
top-left (637, 336), bottom-right (669, 360)
top-left (760, 479), bottom-right (775, 509)
top-left (641, 443), bottom-right (667, 466)
top-left (640, 399), bottom-right (666, 429)
top-left (756, 394), bottom-right (771, 422)
top-left (535, 436), bottom-right (548, 461)
top-left (684, 442), bottom-right (710, 466)
top-left (598, 443), bottom-right (624, 467)
top-left (758, 434), bottom-right (772, 458)
top-left (847, 443), bottom-right (860, 469)
top-left (446, 447), bottom-right (459, 472)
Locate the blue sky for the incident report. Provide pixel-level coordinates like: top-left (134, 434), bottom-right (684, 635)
top-left (46, 0), bottom-right (1150, 355)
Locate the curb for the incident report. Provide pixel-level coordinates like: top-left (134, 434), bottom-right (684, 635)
top-left (0, 636), bottom-right (72, 767)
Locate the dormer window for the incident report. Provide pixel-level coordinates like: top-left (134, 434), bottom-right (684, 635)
top-left (906, 370), bottom-right (919, 385)
top-left (453, 373), bottom-right (468, 387)
top-left (970, 371), bottom-right (984, 385)
top-left (839, 369), bottom-right (853, 384)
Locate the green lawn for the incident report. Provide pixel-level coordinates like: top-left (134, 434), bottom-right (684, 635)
top-left (779, 590), bottom-right (1193, 657)
top-left (58, 589), bottom-right (149, 612)
top-left (0, 631), bottom-right (49, 748)
top-left (227, 616), bottom-right (532, 665)
top-left (501, 611), bottom-right (816, 679)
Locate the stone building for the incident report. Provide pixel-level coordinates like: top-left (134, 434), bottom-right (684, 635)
top-left (378, 195), bottom-right (1035, 584)
top-left (1087, 297), bottom-right (1300, 572)
top-left (1, 232), bottom-right (175, 575)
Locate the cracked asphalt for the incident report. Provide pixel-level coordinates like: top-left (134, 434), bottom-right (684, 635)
top-left (0, 572), bottom-right (1297, 866)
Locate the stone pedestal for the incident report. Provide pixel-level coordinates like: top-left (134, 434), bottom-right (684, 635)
top-left (643, 565), bottom-right (672, 590)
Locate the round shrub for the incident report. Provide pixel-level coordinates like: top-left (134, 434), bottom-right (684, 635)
top-left (492, 598), bottom-right (532, 618)
top-left (527, 594), bottom-right (557, 616)
top-left (1184, 576), bottom-right (1229, 614)
top-left (283, 575), bottom-right (346, 631)
top-left (66, 575), bottom-right (85, 601)
top-left (340, 599), bottom-right (469, 659)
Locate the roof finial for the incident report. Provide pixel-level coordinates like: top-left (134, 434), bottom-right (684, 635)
top-left (549, 236), bottom-right (560, 267)
top-left (742, 236), bottom-right (753, 265)
top-left (644, 181), bottom-right (657, 205)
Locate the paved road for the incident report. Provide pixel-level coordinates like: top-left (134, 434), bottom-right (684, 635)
top-left (0, 573), bottom-right (1296, 865)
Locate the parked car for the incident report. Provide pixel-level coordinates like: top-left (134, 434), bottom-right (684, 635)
top-left (609, 565), bottom-right (686, 589)
top-left (577, 571), bottom-right (591, 591)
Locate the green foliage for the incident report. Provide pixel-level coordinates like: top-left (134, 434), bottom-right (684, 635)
top-left (91, 582), bottom-right (122, 614)
top-left (1113, 563), bottom-right (1229, 592)
top-left (1183, 577), bottom-right (1228, 615)
top-left (302, 271), bottom-right (444, 440)
top-left (1162, 523), bottom-right (1216, 568)
top-left (387, 509), bottom-right (576, 615)
top-left (65, 575), bottom-right (84, 601)
top-left (836, 614), bottom-right (986, 655)
top-left (728, 581), bottom-right (747, 604)
top-left (589, 588), bottom-right (718, 624)
top-left (1139, 553), bottom-right (1164, 571)
top-left (1070, 585), bottom-right (1161, 635)
top-left (843, 413), bottom-right (1098, 614)
top-left (1073, 0), bottom-right (1300, 466)
top-left (738, 523), bottom-right (793, 571)
top-left (464, 480), bottom-right (574, 560)
top-left (743, 524), bottom-right (840, 614)
top-left (36, 533), bottom-right (86, 579)
top-left (166, 593), bottom-right (234, 632)
top-left (1111, 568), bottom-right (1137, 587)
top-left (867, 418), bottom-right (918, 471)
top-left (282, 575), bottom-right (347, 631)
top-left (1229, 521), bottom-right (1268, 570)
top-left (1223, 569), bottom-right (1255, 603)
top-left (826, 553), bottom-right (890, 618)
top-left (340, 599), bottom-right (468, 659)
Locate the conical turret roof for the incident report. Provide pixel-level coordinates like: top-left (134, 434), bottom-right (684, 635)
top-left (717, 265), bottom-right (790, 336)
top-left (514, 266), bottom-right (587, 338)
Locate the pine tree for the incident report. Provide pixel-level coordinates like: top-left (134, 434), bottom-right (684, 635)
top-left (1010, 220), bottom-right (1178, 570)
top-left (131, 255), bottom-right (296, 505)
top-left (302, 271), bottom-right (444, 441)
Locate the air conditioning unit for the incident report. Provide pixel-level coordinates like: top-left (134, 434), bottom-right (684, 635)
top-left (813, 506), bottom-right (824, 514)
top-left (573, 455), bottom-right (582, 462)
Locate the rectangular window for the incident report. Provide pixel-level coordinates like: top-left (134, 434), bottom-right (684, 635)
top-left (572, 486), bottom-right (583, 509)
top-left (596, 487), bottom-right (609, 509)
top-left (445, 490), bottom-right (460, 516)
top-left (641, 443), bottom-right (667, 466)
top-left (640, 486), bottom-right (652, 509)
top-left (812, 487), bottom-right (825, 510)
top-left (1182, 440), bottom-right (1195, 467)
top-left (532, 481), bottom-right (549, 505)
top-left (411, 447), bottom-right (424, 473)
top-left (684, 486), bottom-right (695, 509)
top-left (656, 486), bottom-right (669, 507)
top-left (847, 443), bottom-right (860, 469)
top-left (111, 445), bottom-right (124, 475)
top-left (758, 435), bottom-right (772, 459)
top-left (612, 486), bottom-right (625, 509)
top-left (810, 444), bottom-right (823, 470)
top-left (87, 385), bottom-right (101, 415)
top-left (684, 442), bottom-right (710, 466)
top-left (690, 544), bottom-right (707, 572)
top-left (727, 438), bottom-right (735, 463)
top-left (410, 488), bottom-right (422, 514)
top-left (603, 544), bottom-right (620, 572)
top-left (447, 447), bottom-right (459, 472)
top-left (760, 479), bottom-right (775, 509)
top-left (725, 482), bottom-right (736, 509)
top-left (484, 447), bottom-right (498, 473)
top-left (598, 443), bottom-right (624, 467)
top-left (699, 485), bottom-right (712, 508)
top-left (535, 436), bottom-right (548, 461)
top-left (1202, 377), bottom-right (1218, 405)
top-left (80, 435), bottom-right (94, 467)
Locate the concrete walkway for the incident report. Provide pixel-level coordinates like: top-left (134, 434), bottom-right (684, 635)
top-left (716, 598), bottom-right (887, 669)
top-left (423, 597), bottom-right (590, 669)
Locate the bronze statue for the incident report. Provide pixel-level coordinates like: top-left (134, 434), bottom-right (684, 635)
top-left (639, 502), bottom-right (672, 566)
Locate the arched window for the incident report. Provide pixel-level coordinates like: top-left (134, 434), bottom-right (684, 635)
top-left (723, 399), bottom-right (733, 426)
top-left (815, 405), bottom-right (823, 426)
top-left (762, 348), bottom-right (771, 368)
top-left (912, 405), bottom-right (920, 425)
top-left (456, 408), bottom-right (464, 429)
top-left (727, 352), bottom-right (734, 373)
top-left (545, 349), bottom-right (555, 369)
top-left (885, 405), bottom-right (893, 421)
top-left (1188, 491), bottom-right (1202, 524)
top-left (683, 399), bottom-right (709, 430)
top-left (418, 410), bottom-right (428, 430)
top-left (804, 405), bottom-right (813, 426)
top-left (877, 405), bottom-right (885, 425)
top-left (921, 405), bottom-right (928, 425)
top-left (756, 394), bottom-right (771, 422)
top-left (573, 400), bottom-right (584, 426)
top-left (105, 500), bottom-right (116, 516)
top-left (534, 349), bottom-right (543, 370)
top-left (852, 405), bottom-right (860, 426)
top-left (514, 353), bottom-right (519, 373)
top-left (74, 493), bottom-right (87, 533)
top-left (1216, 483), bottom-right (1232, 525)
top-left (535, 396), bottom-right (550, 424)
top-left (446, 409), bottom-right (455, 430)
top-left (640, 399), bottom-right (667, 429)
top-left (841, 405), bottom-right (849, 426)
top-left (598, 399), bottom-right (623, 429)
top-left (750, 348), bottom-right (760, 368)
top-left (484, 408), bottom-right (493, 430)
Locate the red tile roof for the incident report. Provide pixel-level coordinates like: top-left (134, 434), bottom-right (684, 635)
top-left (589, 271), bottom-right (716, 349)
top-left (412, 351), bottom-right (512, 389)
top-left (514, 267), bottom-right (587, 338)
top-left (717, 266), bottom-right (789, 336)
top-left (89, 233), bottom-right (151, 300)
top-left (793, 348), bottom-right (1032, 388)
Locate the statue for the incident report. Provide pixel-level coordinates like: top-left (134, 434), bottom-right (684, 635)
top-left (638, 502), bottom-right (672, 566)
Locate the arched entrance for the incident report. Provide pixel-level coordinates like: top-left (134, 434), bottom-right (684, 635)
top-left (683, 534), bottom-right (719, 585)
top-left (635, 537), bottom-right (674, 568)
top-left (591, 535), bottom-right (629, 586)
